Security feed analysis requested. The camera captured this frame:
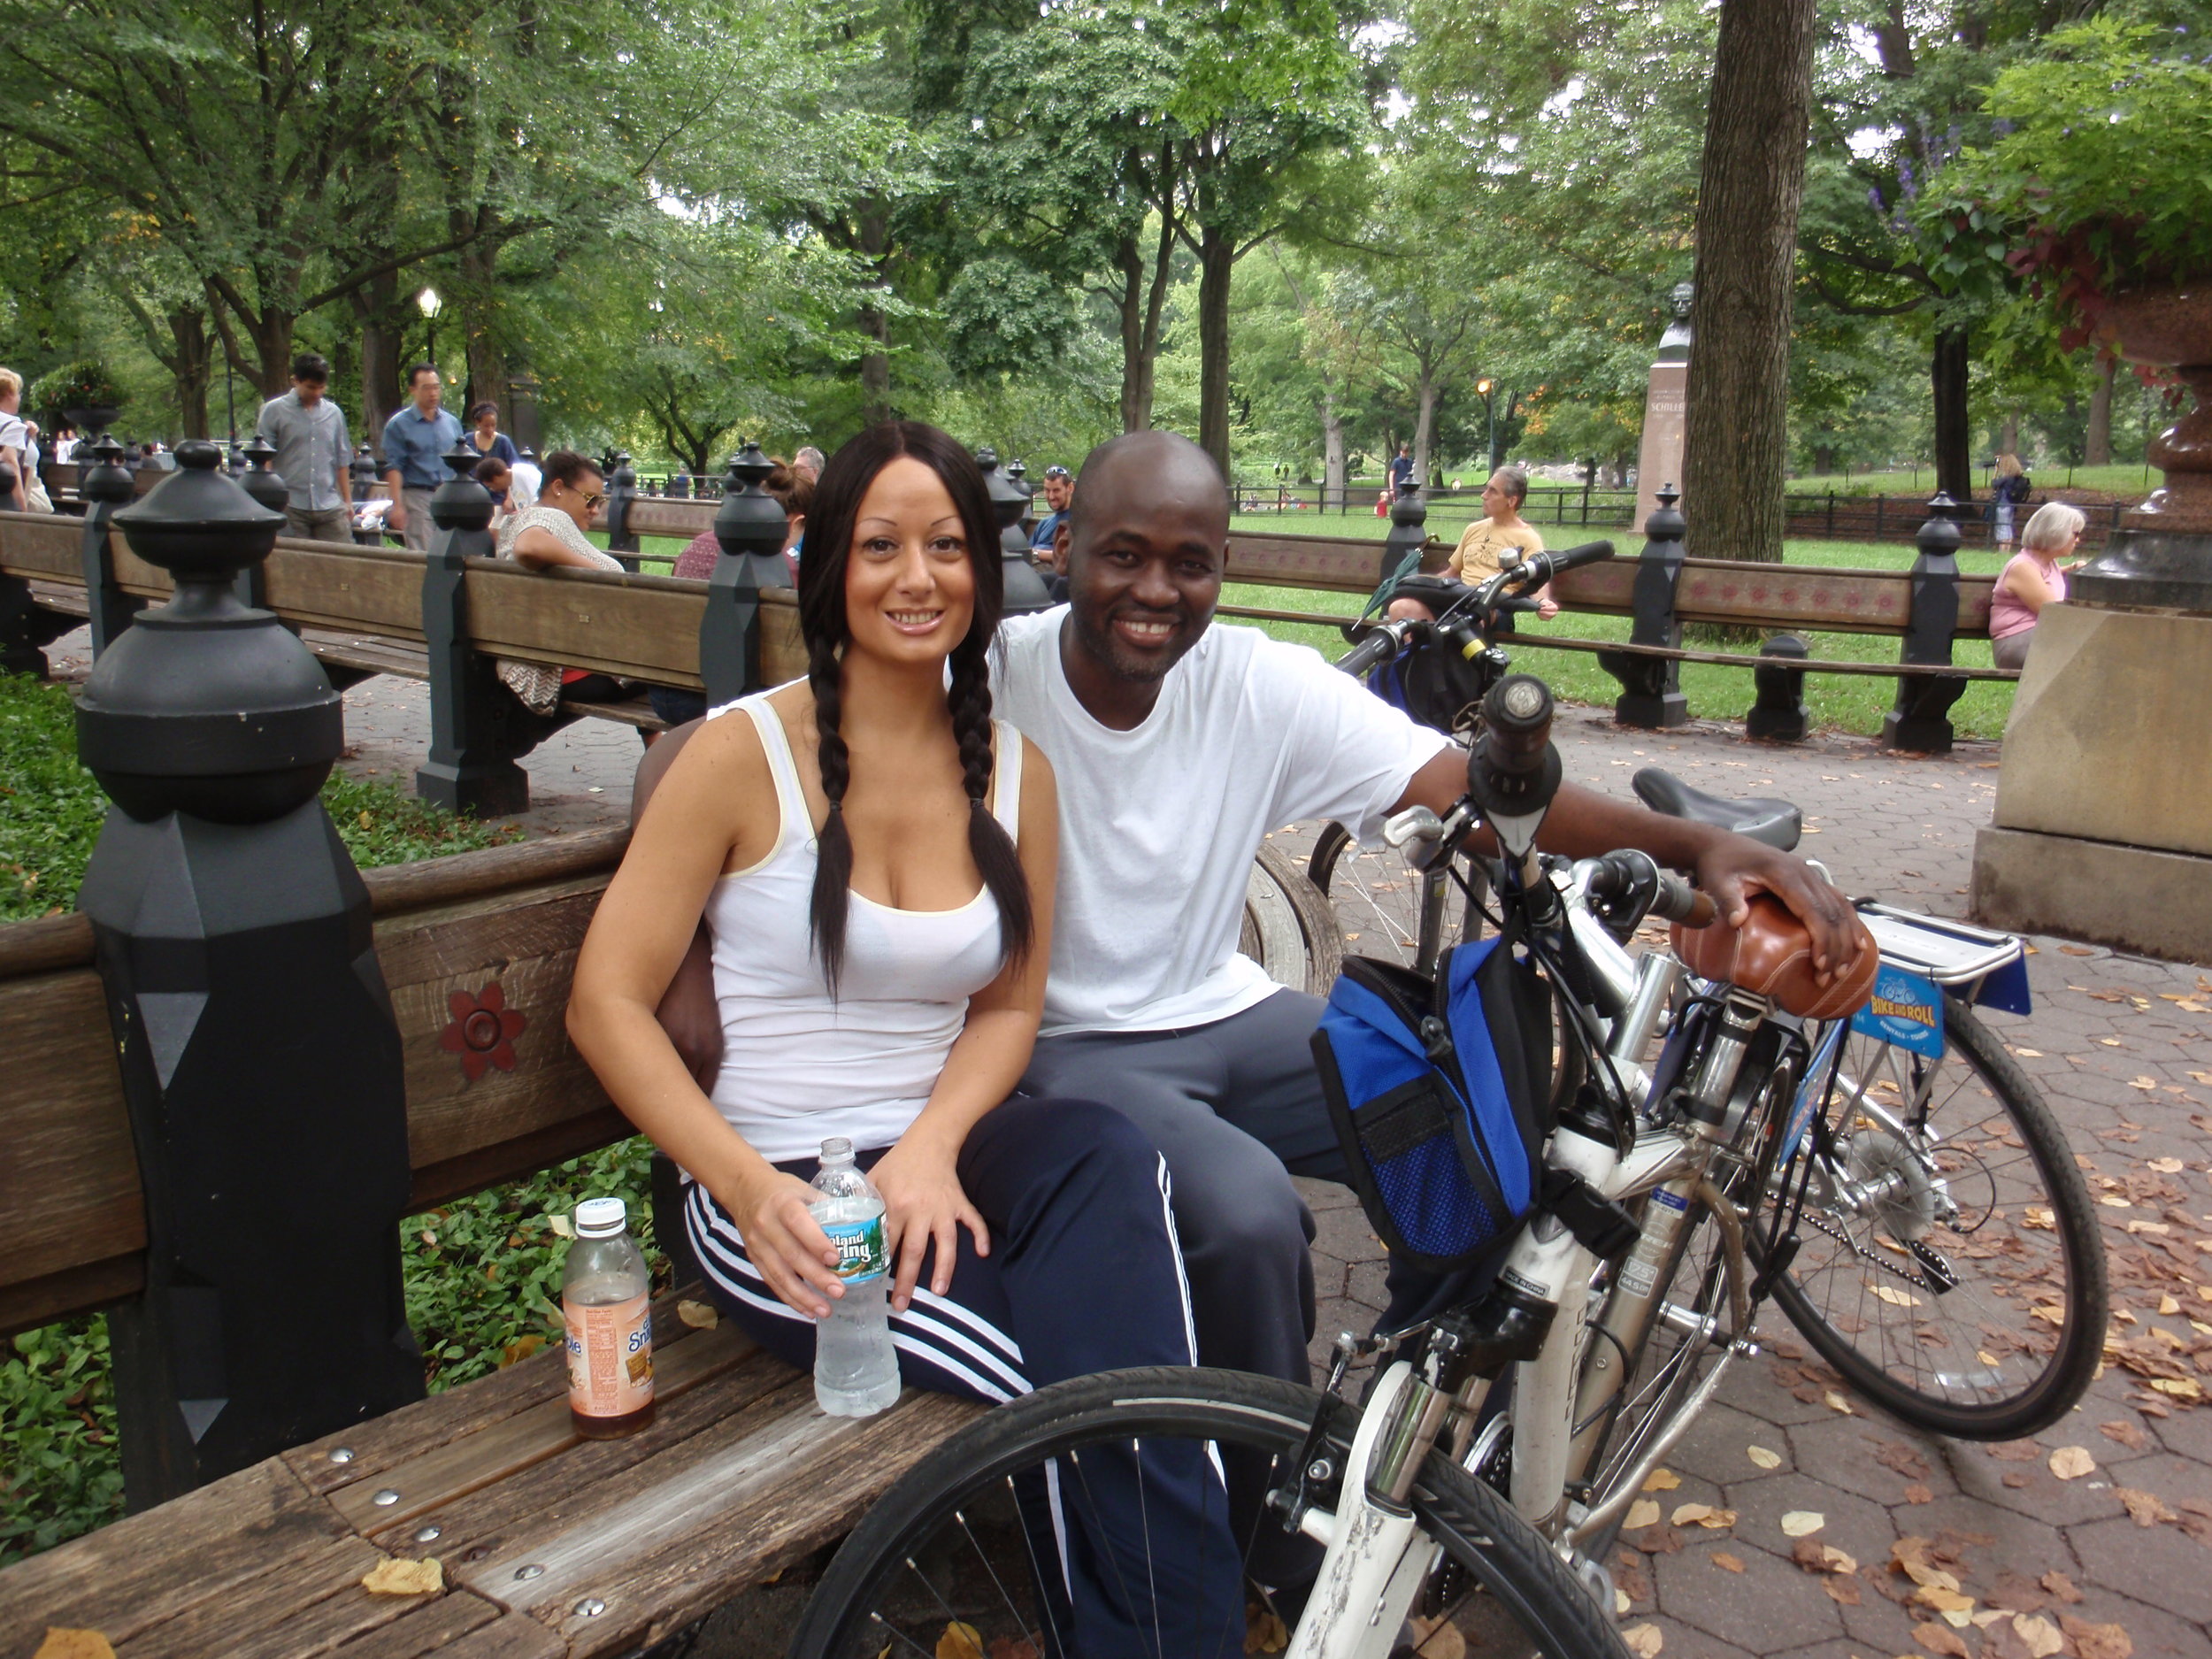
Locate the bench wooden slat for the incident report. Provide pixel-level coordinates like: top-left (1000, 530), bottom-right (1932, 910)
top-left (457, 1381), bottom-right (981, 1658)
top-left (332, 1598), bottom-right (560, 1659)
top-left (122, 1533), bottom-right (393, 1658)
top-left (0, 1457), bottom-right (352, 1646)
top-left (325, 1321), bottom-right (764, 1537)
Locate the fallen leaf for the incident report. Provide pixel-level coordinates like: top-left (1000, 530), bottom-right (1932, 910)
top-left (1615, 1588), bottom-right (1631, 1615)
top-left (1823, 1573), bottom-right (1862, 1605)
top-left (1823, 1389), bottom-right (1855, 1414)
top-left (2040, 1570), bottom-right (2083, 1604)
top-left (2158, 1294), bottom-right (2181, 1315)
top-left (2100, 1419), bottom-right (2150, 1450)
top-left (1711, 1551), bottom-right (1746, 1573)
top-left (2150, 1377), bottom-right (2203, 1401)
top-left (1913, 1621), bottom-right (1972, 1657)
top-left (362, 1556), bottom-right (443, 1595)
top-left (2147, 1157), bottom-right (2185, 1174)
top-left (1874, 1284), bottom-right (1924, 1307)
top-left (1746, 1444), bottom-right (1782, 1470)
top-left (546, 1212), bottom-right (573, 1238)
top-left (1641, 1467), bottom-right (1681, 1492)
top-left (497, 1333), bottom-right (545, 1369)
top-left (1905, 1483), bottom-right (1933, 1504)
top-left (677, 1299), bottom-right (719, 1330)
top-left (939, 1623), bottom-right (986, 1659)
top-left (33, 1634), bottom-right (116, 1659)
top-left (2048, 1445), bottom-right (2096, 1479)
top-left (1780, 1510), bottom-right (1826, 1537)
top-left (2011, 1614), bottom-right (2064, 1658)
top-left (2115, 1487), bottom-right (2177, 1526)
top-left (2059, 1615), bottom-right (2134, 1659)
top-left (2023, 1206), bottom-right (2056, 1230)
top-left (1919, 1585), bottom-right (1977, 1615)
top-left (1624, 1498), bottom-right (1662, 1530)
top-left (1243, 1603), bottom-right (1288, 1656)
top-left (1621, 1624), bottom-right (1663, 1658)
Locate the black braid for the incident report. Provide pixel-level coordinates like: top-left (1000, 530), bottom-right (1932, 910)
top-left (949, 632), bottom-right (1034, 971)
top-left (806, 632), bottom-right (857, 993)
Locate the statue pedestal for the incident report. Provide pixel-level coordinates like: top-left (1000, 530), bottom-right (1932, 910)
top-left (1970, 603), bottom-right (2212, 961)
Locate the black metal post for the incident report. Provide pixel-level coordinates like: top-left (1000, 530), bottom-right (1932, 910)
top-left (603, 451), bottom-right (639, 570)
top-left (1381, 475), bottom-right (1428, 586)
top-left (1881, 493), bottom-right (1968, 754)
top-left (236, 434), bottom-right (288, 610)
top-left (78, 433), bottom-right (146, 657)
top-left (700, 442), bottom-right (795, 707)
top-left (417, 442), bottom-right (539, 814)
top-left (978, 446), bottom-right (1053, 615)
top-left (1747, 634), bottom-right (1810, 741)
top-left (1601, 483), bottom-right (1689, 729)
top-left (75, 441), bottom-right (422, 1509)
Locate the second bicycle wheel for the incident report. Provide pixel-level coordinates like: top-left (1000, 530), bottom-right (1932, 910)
top-left (1309, 819), bottom-right (1488, 972)
top-left (790, 1366), bottom-right (1630, 1659)
top-left (1770, 997), bottom-right (2108, 1440)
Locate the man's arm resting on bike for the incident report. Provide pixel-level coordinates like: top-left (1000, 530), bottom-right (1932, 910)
top-left (1393, 748), bottom-right (1863, 980)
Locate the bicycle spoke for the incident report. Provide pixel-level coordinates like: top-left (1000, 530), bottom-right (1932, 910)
top-left (955, 1508), bottom-right (1040, 1654)
top-left (868, 1609), bottom-right (941, 1659)
top-left (1063, 1445), bottom-right (1164, 1659)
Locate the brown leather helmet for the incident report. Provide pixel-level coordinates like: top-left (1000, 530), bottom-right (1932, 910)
top-left (1671, 893), bottom-right (1878, 1020)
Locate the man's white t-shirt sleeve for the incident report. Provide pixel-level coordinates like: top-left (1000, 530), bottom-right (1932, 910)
top-left (1259, 637), bottom-right (1452, 845)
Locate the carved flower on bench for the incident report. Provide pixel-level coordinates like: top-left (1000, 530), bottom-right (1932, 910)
top-left (440, 982), bottom-right (526, 1081)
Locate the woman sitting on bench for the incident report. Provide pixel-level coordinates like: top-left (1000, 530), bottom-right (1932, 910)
top-left (568, 422), bottom-right (1238, 1649)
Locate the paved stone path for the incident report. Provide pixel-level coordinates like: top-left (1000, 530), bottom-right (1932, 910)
top-left (44, 632), bottom-right (2209, 1657)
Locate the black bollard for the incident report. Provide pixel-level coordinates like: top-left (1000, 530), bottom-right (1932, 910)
top-left (417, 442), bottom-right (540, 814)
top-left (75, 441), bottom-right (422, 1508)
top-left (700, 442), bottom-right (795, 707)
top-left (978, 446), bottom-right (1053, 615)
top-left (78, 434), bottom-right (146, 657)
top-left (1747, 634), bottom-right (1810, 741)
top-left (1881, 495), bottom-right (1967, 754)
top-left (1602, 484), bottom-right (1689, 729)
top-left (603, 451), bottom-right (639, 570)
top-left (237, 434), bottom-right (288, 609)
top-left (1381, 475), bottom-right (1428, 588)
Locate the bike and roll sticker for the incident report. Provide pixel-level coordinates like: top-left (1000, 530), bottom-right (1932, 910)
top-left (1849, 964), bottom-right (1946, 1059)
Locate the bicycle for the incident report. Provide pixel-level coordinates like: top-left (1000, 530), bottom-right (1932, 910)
top-left (1309, 543), bottom-right (1612, 973)
top-left (792, 671), bottom-right (2105, 1659)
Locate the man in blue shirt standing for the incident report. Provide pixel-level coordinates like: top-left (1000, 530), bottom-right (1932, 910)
top-left (1389, 442), bottom-right (1415, 490)
top-left (256, 354), bottom-right (353, 544)
top-left (380, 364), bottom-right (461, 553)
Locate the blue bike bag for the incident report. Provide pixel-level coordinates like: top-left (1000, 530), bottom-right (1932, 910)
top-left (1311, 939), bottom-right (1553, 1274)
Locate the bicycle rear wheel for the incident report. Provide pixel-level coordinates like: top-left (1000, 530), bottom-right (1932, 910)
top-left (791, 1367), bottom-right (1630, 1659)
top-left (1770, 998), bottom-right (2107, 1440)
top-left (1309, 819), bottom-right (1488, 972)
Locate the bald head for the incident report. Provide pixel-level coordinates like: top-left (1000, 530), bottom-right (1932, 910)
top-left (1068, 430), bottom-right (1229, 547)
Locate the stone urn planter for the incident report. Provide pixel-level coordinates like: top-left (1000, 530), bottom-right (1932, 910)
top-left (2075, 284), bottom-right (2212, 609)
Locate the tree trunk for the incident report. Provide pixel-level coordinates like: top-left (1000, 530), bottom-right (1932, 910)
top-left (855, 202), bottom-right (894, 426)
top-left (1321, 390), bottom-right (1346, 512)
top-left (1414, 372), bottom-right (1438, 488)
top-left (1195, 224), bottom-right (1235, 479)
top-left (2085, 354), bottom-right (2116, 465)
top-left (1114, 219), bottom-right (1172, 434)
top-left (165, 309), bottom-right (213, 440)
top-left (1998, 411), bottom-right (2019, 457)
top-left (1680, 0), bottom-right (1817, 565)
top-left (1932, 325), bottom-right (1972, 500)
top-left (460, 224), bottom-right (508, 419)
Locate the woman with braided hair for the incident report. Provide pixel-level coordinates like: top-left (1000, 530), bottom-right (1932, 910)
top-left (569, 422), bottom-right (1237, 1648)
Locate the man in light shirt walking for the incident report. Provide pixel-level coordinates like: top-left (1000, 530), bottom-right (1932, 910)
top-left (255, 355), bottom-right (354, 545)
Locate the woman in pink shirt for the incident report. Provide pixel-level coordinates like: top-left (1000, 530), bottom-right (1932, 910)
top-left (1988, 501), bottom-right (2085, 671)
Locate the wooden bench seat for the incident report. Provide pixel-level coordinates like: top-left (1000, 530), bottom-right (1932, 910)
top-left (0, 1288), bottom-right (979, 1658)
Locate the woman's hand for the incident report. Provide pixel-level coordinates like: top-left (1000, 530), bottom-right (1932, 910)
top-left (868, 1137), bottom-right (989, 1312)
top-left (719, 1165), bottom-right (846, 1319)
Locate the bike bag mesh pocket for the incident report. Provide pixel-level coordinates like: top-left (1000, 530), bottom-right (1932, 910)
top-left (1311, 937), bottom-right (1554, 1274)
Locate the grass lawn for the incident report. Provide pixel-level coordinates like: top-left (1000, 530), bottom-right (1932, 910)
top-left (0, 675), bottom-right (667, 1565)
top-left (1782, 463), bottom-right (2155, 498)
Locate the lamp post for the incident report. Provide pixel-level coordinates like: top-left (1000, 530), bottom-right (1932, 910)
top-left (418, 286), bottom-right (442, 373)
top-left (1476, 378), bottom-right (1497, 474)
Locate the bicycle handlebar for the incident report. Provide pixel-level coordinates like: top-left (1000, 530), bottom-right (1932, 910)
top-left (1335, 619), bottom-right (1409, 678)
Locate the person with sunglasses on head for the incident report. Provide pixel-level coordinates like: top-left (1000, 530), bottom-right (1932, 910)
top-left (1028, 464), bottom-right (1073, 551)
top-left (492, 449), bottom-right (633, 713)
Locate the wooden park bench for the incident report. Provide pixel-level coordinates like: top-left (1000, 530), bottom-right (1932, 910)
top-left (0, 818), bottom-right (1340, 1657)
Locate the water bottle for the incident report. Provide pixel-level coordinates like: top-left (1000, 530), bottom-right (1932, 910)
top-left (809, 1138), bottom-right (901, 1417)
top-left (562, 1196), bottom-right (656, 1440)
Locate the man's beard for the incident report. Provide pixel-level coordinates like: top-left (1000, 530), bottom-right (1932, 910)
top-left (1072, 602), bottom-right (1192, 684)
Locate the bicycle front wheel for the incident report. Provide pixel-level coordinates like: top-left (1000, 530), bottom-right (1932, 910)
top-left (1310, 819), bottom-right (1487, 971)
top-left (1770, 998), bottom-right (2108, 1440)
top-left (791, 1366), bottom-right (1630, 1659)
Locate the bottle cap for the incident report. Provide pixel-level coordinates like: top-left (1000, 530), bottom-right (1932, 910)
top-left (574, 1197), bottom-right (627, 1238)
top-left (818, 1136), bottom-right (855, 1163)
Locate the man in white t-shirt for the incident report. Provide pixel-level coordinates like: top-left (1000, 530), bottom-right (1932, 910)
top-left (641, 430), bottom-right (1861, 1386)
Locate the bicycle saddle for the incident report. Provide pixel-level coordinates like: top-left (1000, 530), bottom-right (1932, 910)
top-left (1672, 894), bottom-right (1878, 1020)
top-left (1631, 767), bottom-right (1803, 852)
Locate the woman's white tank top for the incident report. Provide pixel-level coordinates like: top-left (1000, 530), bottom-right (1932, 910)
top-left (701, 695), bottom-right (1023, 1162)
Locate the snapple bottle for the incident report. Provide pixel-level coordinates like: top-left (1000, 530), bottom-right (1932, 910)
top-left (563, 1196), bottom-right (656, 1439)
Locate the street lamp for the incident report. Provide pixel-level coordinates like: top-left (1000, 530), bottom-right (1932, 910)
top-left (1476, 378), bottom-right (1497, 474)
top-left (418, 287), bottom-right (442, 372)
